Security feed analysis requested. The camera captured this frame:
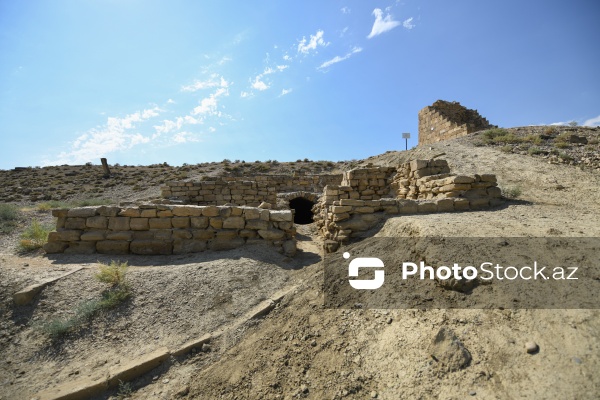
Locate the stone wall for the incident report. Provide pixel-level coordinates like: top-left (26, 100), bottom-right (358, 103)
top-left (313, 160), bottom-right (503, 252)
top-left (43, 204), bottom-right (296, 256)
top-left (418, 100), bottom-right (495, 145)
top-left (161, 174), bottom-right (342, 206)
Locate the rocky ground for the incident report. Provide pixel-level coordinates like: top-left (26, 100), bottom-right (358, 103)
top-left (0, 125), bottom-right (599, 399)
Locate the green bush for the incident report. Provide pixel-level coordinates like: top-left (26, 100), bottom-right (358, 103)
top-left (0, 203), bottom-right (20, 234)
top-left (95, 260), bottom-right (129, 287)
top-left (528, 146), bottom-right (543, 155)
top-left (18, 219), bottom-right (52, 252)
top-left (502, 186), bottom-right (522, 199)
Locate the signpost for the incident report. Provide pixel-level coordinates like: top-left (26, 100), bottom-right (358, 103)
top-left (402, 132), bottom-right (410, 151)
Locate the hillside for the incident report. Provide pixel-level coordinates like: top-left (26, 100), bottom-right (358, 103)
top-left (0, 125), bottom-right (599, 400)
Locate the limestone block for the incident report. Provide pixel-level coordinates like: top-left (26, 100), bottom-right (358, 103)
top-left (209, 237), bottom-right (245, 251)
top-left (106, 231), bottom-right (133, 241)
top-left (149, 218), bottom-right (172, 229)
top-left (417, 202), bottom-right (438, 213)
top-left (487, 187), bottom-right (502, 198)
top-left (173, 239), bottom-right (207, 254)
top-left (80, 231), bottom-right (106, 241)
top-left (49, 230), bottom-right (82, 242)
top-left (277, 221), bottom-right (293, 231)
top-left (209, 217), bottom-right (223, 229)
top-left (463, 189), bottom-right (488, 199)
top-left (65, 218), bottom-right (87, 230)
top-left (133, 231), bottom-right (154, 240)
top-left (215, 230), bottom-right (238, 240)
top-left (355, 206), bottom-right (375, 214)
top-left (260, 209), bottom-right (271, 221)
top-left (453, 198), bottom-right (471, 211)
top-left (331, 206), bottom-right (352, 214)
top-left (270, 210), bottom-right (293, 222)
top-left (97, 240), bottom-right (130, 254)
top-left (140, 209), bottom-right (157, 218)
top-left (336, 214), bottom-right (382, 232)
top-left (67, 207), bottom-right (98, 218)
top-left (439, 183), bottom-right (472, 192)
top-left (480, 174), bottom-right (497, 183)
top-left (398, 200), bottom-right (418, 214)
top-left (172, 217), bottom-right (190, 229)
top-left (130, 240), bottom-right (172, 255)
top-left (202, 206), bottom-right (220, 217)
top-left (86, 216), bottom-right (108, 229)
top-left (51, 209), bottom-right (68, 218)
top-left (332, 213), bottom-right (350, 222)
top-left (230, 207), bottom-right (243, 216)
top-left (383, 206), bottom-right (399, 214)
top-left (435, 198), bottom-right (455, 212)
top-left (152, 229), bottom-right (172, 241)
top-left (172, 229), bottom-right (192, 239)
top-left (119, 208), bottom-right (141, 217)
top-left (108, 217), bottom-right (130, 231)
top-left (258, 228), bottom-right (286, 241)
top-left (223, 216), bottom-right (245, 229)
top-left (129, 218), bottom-right (149, 231)
top-left (157, 210), bottom-right (173, 217)
top-left (43, 241), bottom-right (69, 254)
top-left (64, 242), bottom-right (97, 255)
top-left (239, 229), bottom-right (258, 238)
top-left (469, 198), bottom-right (490, 210)
top-left (190, 216), bottom-right (209, 229)
top-left (339, 199), bottom-right (365, 206)
top-left (243, 208), bottom-right (261, 220)
top-left (246, 219), bottom-right (269, 230)
top-left (192, 229), bottom-right (216, 240)
top-left (283, 239), bottom-right (296, 257)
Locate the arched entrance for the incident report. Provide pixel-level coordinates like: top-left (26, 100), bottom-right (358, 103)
top-left (289, 197), bottom-right (315, 225)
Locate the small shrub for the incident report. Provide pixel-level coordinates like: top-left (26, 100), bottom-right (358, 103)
top-left (500, 145), bottom-right (513, 153)
top-left (559, 152), bottom-right (573, 161)
top-left (95, 261), bottom-right (129, 287)
top-left (117, 380), bottom-right (133, 399)
top-left (528, 146), bottom-right (543, 155)
top-left (544, 126), bottom-right (557, 135)
top-left (525, 135), bottom-right (543, 145)
top-left (568, 121), bottom-right (578, 127)
top-left (555, 142), bottom-right (569, 149)
top-left (18, 219), bottom-right (52, 252)
top-left (502, 186), bottom-right (522, 199)
top-left (0, 203), bottom-right (20, 234)
top-left (554, 132), bottom-right (571, 143)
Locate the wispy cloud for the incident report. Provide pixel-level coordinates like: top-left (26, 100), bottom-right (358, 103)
top-left (341, 7), bottom-right (351, 14)
top-left (192, 87), bottom-right (229, 115)
top-left (251, 76), bottom-right (269, 91)
top-left (298, 30), bottom-right (329, 54)
top-left (583, 115), bottom-right (600, 126)
top-left (280, 88), bottom-right (293, 97)
top-left (318, 47), bottom-right (363, 70)
top-left (181, 74), bottom-right (230, 92)
top-left (172, 131), bottom-right (200, 144)
top-left (49, 106), bottom-right (161, 165)
top-left (402, 17), bottom-right (415, 30)
top-left (367, 8), bottom-right (401, 39)
top-left (246, 65), bottom-right (289, 94)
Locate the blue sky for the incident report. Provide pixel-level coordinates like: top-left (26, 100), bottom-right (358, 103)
top-left (1, 0), bottom-right (599, 169)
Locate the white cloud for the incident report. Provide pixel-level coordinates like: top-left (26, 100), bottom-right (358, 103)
top-left (297, 30), bottom-right (329, 54)
top-left (181, 74), bottom-right (230, 92)
top-left (172, 131), bottom-right (200, 144)
top-left (318, 47), bottom-right (363, 70)
top-left (367, 8), bottom-right (401, 39)
top-left (49, 106), bottom-right (161, 165)
top-left (280, 88), bottom-right (293, 96)
top-left (283, 54), bottom-right (292, 61)
top-left (167, 98), bottom-right (175, 104)
top-left (208, 127), bottom-right (217, 133)
top-left (341, 7), bottom-right (351, 14)
top-left (403, 17), bottom-right (415, 30)
top-left (192, 87), bottom-right (229, 115)
top-left (240, 91), bottom-right (253, 98)
top-left (251, 76), bottom-right (269, 91)
top-left (583, 115), bottom-right (600, 127)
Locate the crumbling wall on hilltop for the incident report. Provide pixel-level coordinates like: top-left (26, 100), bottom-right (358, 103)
top-left (418, 100), bottom-right (495, 145)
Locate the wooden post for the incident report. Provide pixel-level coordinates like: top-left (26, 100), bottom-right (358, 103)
top-left (100, 158), bottom-right (111, 178)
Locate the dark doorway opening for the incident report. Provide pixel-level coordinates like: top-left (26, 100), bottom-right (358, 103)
top-left (289, 197), bottom-right (315, 225)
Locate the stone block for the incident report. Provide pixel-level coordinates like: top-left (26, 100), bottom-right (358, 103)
top-left (64, 242), bottom-right (97, 255)
top-left (243, 208), bottom-right (261, 220)
top-left (152, 229), bottom-right (172, 241)
top-left (50, 230), bottom-right (82, 242)
top-left (52, 209), bottom-right (68, 218)
top-left (172, 217), bottom-right (190, 229)
top-left (97, 240), bottom-right (130, 254)
top-left (130, 240), bottom-right (172, 255)
top-left (417, 202), bottom-right (438, 213)
top-left (487, 187), bottom-right (502, 198)
top-left (398, 200), bottom-right (418, 214)
top-left (260, 209), bottom-right (271, 221)
top-left (245, 219), bottom-right (269, 230)
top-left (469, 198), bottom-right (490, 210)
top-left (65, 218), bottom-right (86, 230)
top-left (130, 218), bottom-right (149, 230)
top-left (172, 206), bottom-right (203, 217)
top-left (223, 216), bottom-right (245, 229)
top-left (86, 216), bottom-right (108, 229)
top-left (172, 229), bottom-right (192, 239)
top-left (119, 208), bottom-right (141, 217)
top-left (258, 228), bottom-right (286, 241)
top-left (108, 217), bottom-right (130, 231)
top-left (173, 239), bottom-right (207, 254)
top-left (209, 237), bottom-right (245, 251)
top-left (106, 231), bottom-right (133, 241)
top-left (270, 210), bottom-right (293, 222)
top-left (67, 207), bottom-right (98, 218)
top-left (190, 216), bottom-right (209, 229)
top-left (339, 199), bottom-right (365, 206)
top-left (480, 174), bottom-right (497, 183)
top-left (192, 229), bottom-right (216, 240)
top-left (157, 210), bottom-right (173, 217)
top-left (202, 206), bottom-right (220, 217)
top-left (439, 183), bottom-right (472, 192)
top-left (435, 198), bottom-right (455, 212)
top-left (209, 217), bottom-right (223, 229)
top-left (149, 218), bottom-right (172, 229)
top-left (43, 241), bottom-right (69, 254)
top-left (140, 209), bottom-right (157, 218)
top-left (215, 230), bottom-right (238, 240)
top-left (355, 206), bottom-right (375, 214)
top-left (332, 205), bottom-right (352, 214)
top-left (453, 198), bottom-right (471, 211)
top-left (97, 206), bottom-right (121, 217)
top-left (333, 213), bottom-right (350, 222)
top-left (410, 160), bottom-right (429, 171)
top-left (133, 231), bottom-right (154, 240)
top-left (80, 231), bottom-right (106, 241)
top-left (239, 229), bottom-right (258, 239)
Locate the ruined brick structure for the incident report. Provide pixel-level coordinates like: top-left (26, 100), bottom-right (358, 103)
top-left (418, 100), bottom-right (495, 145)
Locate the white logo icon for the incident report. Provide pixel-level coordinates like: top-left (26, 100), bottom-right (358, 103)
top-left (345, 252), bottom-right (385, 290)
